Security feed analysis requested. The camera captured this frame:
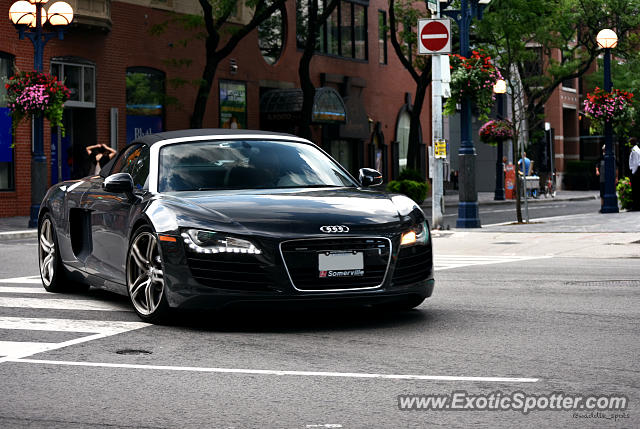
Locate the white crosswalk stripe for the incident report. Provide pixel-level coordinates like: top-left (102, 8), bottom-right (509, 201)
top-left (435, 254), bottom-right (551, 271)
top-left (0, 286), bottom-right (48, 294)
top-left (0, 277), bottom-right (149, 362)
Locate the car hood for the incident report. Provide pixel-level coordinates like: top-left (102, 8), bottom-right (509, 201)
top-left (157, 187), bottom-right (420, 236)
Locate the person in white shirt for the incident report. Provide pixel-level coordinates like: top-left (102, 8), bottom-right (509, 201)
top-left (629, 137), bottom-right (640, 211)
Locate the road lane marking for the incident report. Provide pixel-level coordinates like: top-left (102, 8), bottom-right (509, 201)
top-left (0, 297), bottom-right (131, 312)
top-left (0, 342), bottom-right (58, 357)
top-left (0, 276), bottom-right (41, 284)
top-left (6, 358), bottom-right (540, 383)
top-left (0, 317), bottom-right (148, 334)
top-left (0, 286), bottom-right (48, 294)
top-left (435, 255), bottom-right (550, 271)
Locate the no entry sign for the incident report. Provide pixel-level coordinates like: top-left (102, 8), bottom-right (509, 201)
top-left (418, 19), bottom-right (451, 55)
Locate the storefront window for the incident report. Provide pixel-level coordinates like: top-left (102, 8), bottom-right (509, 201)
top-left (258, 5), bottom-right (286, 65)
top-left (0, 53), bottom-right (14, 190)
top-left (126, 67), bottom-right (165, 143)
top-left (219, 80), bottom-right (247, 129)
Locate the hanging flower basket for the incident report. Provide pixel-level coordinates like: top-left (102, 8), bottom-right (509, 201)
top-left (479, 119), bottom-right (513, 146)
top-left (583, 87), bottom-right (634, 135)
top-left (444, 49), bottom-right (502, 122)
top-left (4, 71), bottom-right (71, 134)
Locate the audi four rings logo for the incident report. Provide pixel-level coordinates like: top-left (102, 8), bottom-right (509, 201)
top-left (320, 225), bottom-right (350, 233)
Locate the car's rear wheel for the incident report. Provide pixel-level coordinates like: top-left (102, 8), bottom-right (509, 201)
top-left (127, 226), bottom-right (169, 322)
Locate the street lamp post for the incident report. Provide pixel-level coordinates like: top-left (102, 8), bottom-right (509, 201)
top-left (493, 78), bottom-right (506, 200)
top-left (8, 0), bottom-right (74, 228)
top-left (596, 29), bottom-right (619, 214)
top-left (444, 0), bottom-right (490, 228)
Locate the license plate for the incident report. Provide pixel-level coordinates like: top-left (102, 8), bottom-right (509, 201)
top-left (318, 251), bottom-right (364, 278)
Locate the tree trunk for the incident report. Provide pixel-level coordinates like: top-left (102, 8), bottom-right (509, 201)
top-left (190, 35), bottom-right (220, 129)
top-left (407, 72), bottom-right (430, 171)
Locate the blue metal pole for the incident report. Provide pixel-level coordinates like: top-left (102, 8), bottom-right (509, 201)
top-left (27, 2), bottom-right (48, 228)
top-left (456, 0), bottom-right (481, 227)
top-left (601, 48), bottom-right (619, 213)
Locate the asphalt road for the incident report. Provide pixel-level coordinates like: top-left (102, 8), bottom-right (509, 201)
top-left (0, 225), bottom-right (638, 428)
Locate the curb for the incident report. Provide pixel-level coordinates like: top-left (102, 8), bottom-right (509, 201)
top-left (422, 194), bottom-right (598, 209)
top-left (0, 230), bottom-right (37, 241)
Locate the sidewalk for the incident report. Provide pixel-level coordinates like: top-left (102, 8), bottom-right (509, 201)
top-left (422, 189), bottom-right (599, 207)
top-left (0, 216), bottom-right (35, 239)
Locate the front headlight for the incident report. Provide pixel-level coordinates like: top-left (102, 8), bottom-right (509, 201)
top-left (181, 229), bottom-right (262, 255)
top-left (400, 221), bottom-right (428, 247)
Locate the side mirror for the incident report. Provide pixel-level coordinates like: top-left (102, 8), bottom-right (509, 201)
top-left (103, 173), bottom-right (134, 194)
top-left (359, 168), bottom-right (383, 187)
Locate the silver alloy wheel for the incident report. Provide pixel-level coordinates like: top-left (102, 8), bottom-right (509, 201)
top-left (38, 217), bottom-right (56, 287)
top-left (127, 231), bottom-right (165, 316)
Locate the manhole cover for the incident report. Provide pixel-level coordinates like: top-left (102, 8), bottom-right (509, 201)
top-left (115, 349), bottom-right (152, 355)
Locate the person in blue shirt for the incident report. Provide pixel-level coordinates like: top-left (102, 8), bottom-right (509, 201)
top-left (518, 152), bottom-right (532, 176)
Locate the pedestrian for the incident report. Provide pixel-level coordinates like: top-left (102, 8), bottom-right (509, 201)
top-left (86, 143), bottom-right (116, 175)
top-left (518, 152), bottom-right (531, 175)
top-left (629, 137), bottom-right (640, 211)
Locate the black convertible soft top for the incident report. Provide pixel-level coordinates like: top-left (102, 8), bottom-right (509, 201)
top-left (132, 129), bottom-right (300, 146)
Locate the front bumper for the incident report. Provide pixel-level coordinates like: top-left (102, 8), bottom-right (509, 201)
top-left (158, 232), bottom-right (434, 311)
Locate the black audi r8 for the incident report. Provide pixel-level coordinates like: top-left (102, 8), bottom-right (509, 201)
top-left (38, 129), bottom-right (434, 322)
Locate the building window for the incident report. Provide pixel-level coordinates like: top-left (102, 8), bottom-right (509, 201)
top-left (378, 10), bottom-right (387, 64)
top-left (0, 52), bottom-right (14, 190)
top-left (258, 5), bottom-right (286, 65)
top-left (297, 0), bottom-right (368, 60)
top-left (396, 110), bottom-right (410, 171)
top-left (51, 60), bottom-right (95, 108)
top-left (524, 47), bottom-right (543, 80)
top-left (126, 67), bottom-right (165, 143)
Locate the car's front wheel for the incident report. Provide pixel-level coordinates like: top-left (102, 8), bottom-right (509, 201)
top-left (126, 226), bottom-right (169, 322)
top-left (38, 214), bottom-right (66, 292)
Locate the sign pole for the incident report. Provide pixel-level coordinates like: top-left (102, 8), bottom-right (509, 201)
top-left (419, 15), bottom-right (450, 229)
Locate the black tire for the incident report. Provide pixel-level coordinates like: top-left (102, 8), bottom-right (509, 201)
top-left (38, 214), bottom-right (89, 293)
top-left (126, 225), bottom-right (170, 323)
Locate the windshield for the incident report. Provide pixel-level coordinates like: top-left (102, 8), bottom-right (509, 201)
top-left (158, 139), bottom-right (357, 192)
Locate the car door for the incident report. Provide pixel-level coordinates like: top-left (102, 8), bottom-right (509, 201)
top-left (82, 144), bottom-right (150, 284)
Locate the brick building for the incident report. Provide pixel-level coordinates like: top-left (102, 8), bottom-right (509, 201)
top-left (0, 0), bottom-right (432, 217)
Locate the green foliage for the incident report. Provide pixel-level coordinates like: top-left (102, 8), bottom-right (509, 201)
top-left (391, 0), bottom-right (430, 72)
top-left (387, 179), bottom-right (430, 204)
top-left (616, 176), bottom-right (632, 210)
top-left (398, 168), bottom-right (426, 182)
top-left (562, 161), bottom-right (598, 191)
top-left (477, 0), bottom-right (640, 139)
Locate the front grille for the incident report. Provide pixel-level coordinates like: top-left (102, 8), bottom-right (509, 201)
top-left (280, 238), bottom-right (391, 291)
top-left (186, 252), bottom-right (274, 292)
top-left (392, 245), bottom-right (432, 286)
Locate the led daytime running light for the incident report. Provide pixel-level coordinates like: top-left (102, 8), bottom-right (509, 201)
top-left (181, 231), bottom-right (262, 255)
